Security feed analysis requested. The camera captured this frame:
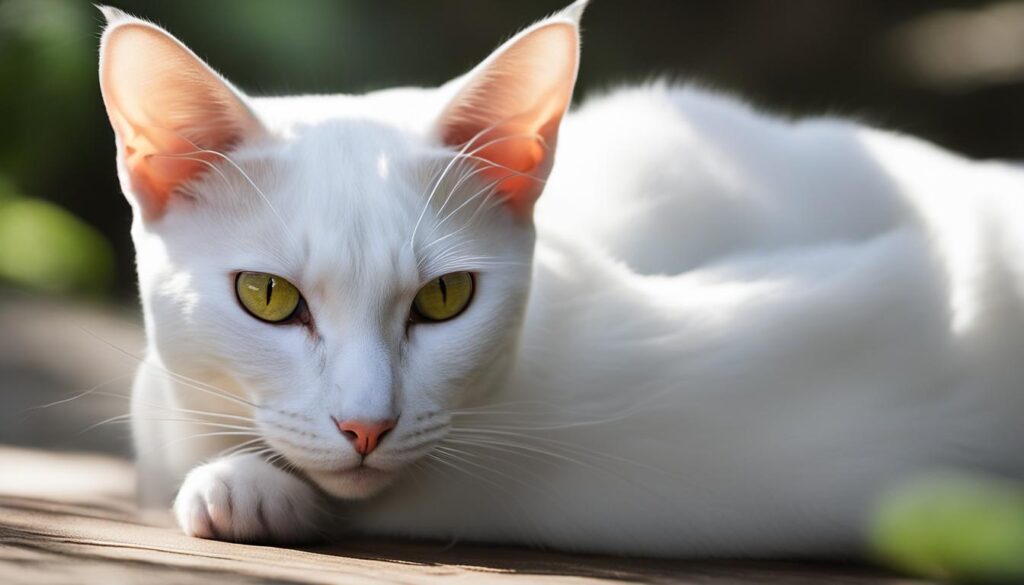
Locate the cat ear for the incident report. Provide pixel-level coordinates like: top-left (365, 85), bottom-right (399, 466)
top-left (98, 7), bottom-right (264, 222)
top-left (434, 1), bottom-right (587, 220)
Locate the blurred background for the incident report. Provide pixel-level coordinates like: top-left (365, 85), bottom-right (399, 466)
top-left (4, 0), bottom-right (1024, 455)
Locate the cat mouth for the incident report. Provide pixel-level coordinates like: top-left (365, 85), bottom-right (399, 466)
top-left (314, 463), bottom-right (390, 482)
top-left (305, 463), bottom-right (395, 498)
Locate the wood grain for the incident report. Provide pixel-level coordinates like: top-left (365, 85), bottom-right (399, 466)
top-left (0, 447), bottom-right (932, 585)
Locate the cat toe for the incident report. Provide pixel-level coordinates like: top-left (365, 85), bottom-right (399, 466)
top-left (175, 491), bottom-right (216, 539)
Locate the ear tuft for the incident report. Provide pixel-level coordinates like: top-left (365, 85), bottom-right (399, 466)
top-left (96, 5), bottom-right (131, 25)
top-left (558, 0), bottom-right (590, 25)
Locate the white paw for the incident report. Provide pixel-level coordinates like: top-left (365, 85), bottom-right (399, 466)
top-left (173, 453), bottom-right (323, 543)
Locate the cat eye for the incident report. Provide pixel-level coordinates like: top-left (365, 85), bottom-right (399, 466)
top-left (412, 272), bottom-right (474, 322)
top-left (235, 272), bottom-right (303, 323)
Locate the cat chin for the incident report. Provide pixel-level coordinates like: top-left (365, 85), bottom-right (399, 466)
top-left (305, 466), bottom-right (396, 499)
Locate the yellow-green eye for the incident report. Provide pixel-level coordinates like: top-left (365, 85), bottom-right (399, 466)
top-left (235, 272), bottom-right (302, 323)
top-left (412, 271), bottom-right (474, 322)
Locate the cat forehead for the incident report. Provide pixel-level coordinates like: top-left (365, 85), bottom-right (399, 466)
top-left (278, 119), bottom-right (425, 221)
top-left (271, 122), bottom-right (427, 283)
top-left (194, 117), bottom-right (487, 294)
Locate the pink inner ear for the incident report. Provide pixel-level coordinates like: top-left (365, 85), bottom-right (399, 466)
top-left (100, 21), bottom-right (260, 221)
top-left (436, 21), bottom-right (579, 219)
top-left (458, 127), bottom-right (552, 218)
top-left (118, 123), bottom-right (219, 221)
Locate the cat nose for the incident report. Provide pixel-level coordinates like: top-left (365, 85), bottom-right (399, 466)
top-left (332, 417), bottom-right (397, 456)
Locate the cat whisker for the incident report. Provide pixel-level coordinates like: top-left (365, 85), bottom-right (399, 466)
top-left (411, 122), bottom-right (541, 249)
top-left (443, 256), bottom-right (530, 270)
top-left (434, 441), bottom-right (578, 516)
top-left (18, 374), bottom-right (133, 417)
top-left (451, 396), bottom-right (662, 426)
top-left (426, 177), bottom-right (507, 241)
top-left (164, 430), bottom-right (263, 448)
top-left (452, 409), bottom-right (641, 433)
top-left (151, 151), bottom-right (293, 244)
top-left (266, 435), bottom-right (336, 455)
top-left (216, 438), bottom-right (267, 459)
top-left (152, 368), bottom-right (258, 410)
top-left (417, 152), bottom-right (547, 266)
top-left (390, 433), bottom-right (450, 455)
top-left (153, 407), bottom-right (256, 424)
top-left (450, 426), bottom-right (687, 486)
top-left (433, 445), bottom-right (536, 492)
top-left (449, 150), bottom-right (550, 182)
top-left (76, 325), bottom-right (260, 411)
top-left (426, 449), bottom-right (540, 537)
top-left (425, 451), bottom-right (514, 499)
top-left (457, 381), bottom-right (690, 436)
top-left (77, 413), bottom-right (256, 436)
top-left (424, 155), bottom-right (480, 226)
top-left (73, 413), bottom-right (134, 436)
top-left (267, 408), bottom-right (314, 423)
top-left (132, 398), bottom-right (257, 424)
top-left (450, 425), bottom-right (643, 469)
top-left (441, 436), bottom-right (553, 467)
top-left (420, 165), bottom-right (501, 244)
top-left (452, 399), bottom-right (584, 413)
top-left (425, 143), bottom-right (547, 236)
top-left (420, 183), bottom-right (505, 253)
top-left (410, 121), bottom-right (504, 249)
top-left (136, 120), bottom-right (298, 247)
top-left (446, 431), bottom-right (603, 472)
top-left (262, 418), bottom-right (322, 436)
top-left (128, 430), bottom-right (266, 463)
top-left (441, 435), bottom-right (678, 540)
top-left (140, 418), bottom-right (257, 431)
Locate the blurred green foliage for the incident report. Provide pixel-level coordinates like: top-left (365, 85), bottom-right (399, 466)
top-left (871, 473), bottom-right (1024, 582)
top-left (0, 0), bottom-right (110, 297)
top-left (0, 177), bottom-right (113, 295)
top-left (0, 0), bottom-right (93, 189)
top-left (1, 0), bottom-right (1023, 300)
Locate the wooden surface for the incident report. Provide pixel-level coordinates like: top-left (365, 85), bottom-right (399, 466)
top-left (0, 446), bottom-right (933, 585)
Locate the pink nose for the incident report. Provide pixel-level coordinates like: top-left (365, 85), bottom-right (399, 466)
top-left (332, 418), bottom-right (396, 456)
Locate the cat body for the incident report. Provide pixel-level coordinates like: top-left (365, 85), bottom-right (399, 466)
top-left (347, 86), bottom-right (1024, 557)
top-left (102, 3), bottom-right (1024, 558)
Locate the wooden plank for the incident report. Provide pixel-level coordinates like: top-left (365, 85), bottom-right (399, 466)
top-left (0, 447), bottom-right (931, 584)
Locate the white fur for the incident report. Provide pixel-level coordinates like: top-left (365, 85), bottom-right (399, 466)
top-left (103, 4), bottom-right (1024, 555)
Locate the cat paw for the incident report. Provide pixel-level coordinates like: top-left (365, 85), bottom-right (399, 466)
top-left (173, 453), bottom-right (323, 543)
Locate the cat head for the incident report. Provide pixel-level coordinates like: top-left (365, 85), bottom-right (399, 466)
top-left (99, 3), bottom-right (584, 498)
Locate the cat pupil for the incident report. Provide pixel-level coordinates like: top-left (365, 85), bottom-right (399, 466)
top-left (265, 278), bottom-right (274, 305)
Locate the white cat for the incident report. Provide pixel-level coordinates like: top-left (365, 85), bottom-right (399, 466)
top-left (99, 2), bottom-right (1024, 558)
